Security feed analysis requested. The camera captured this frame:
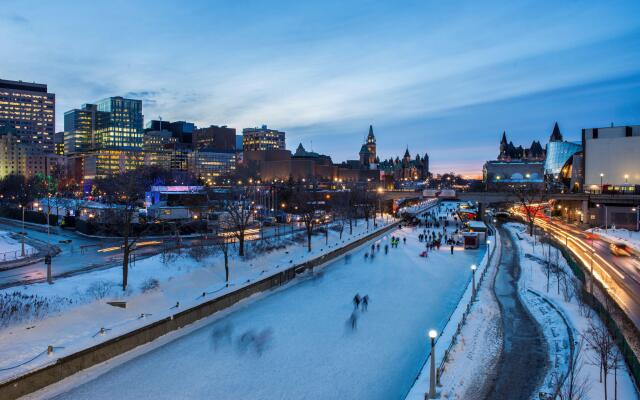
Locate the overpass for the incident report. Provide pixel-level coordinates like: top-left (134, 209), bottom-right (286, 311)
top-left (456, 191), bottom-right (640, 206)
top-left (379, 190), bottom-right (422, 201)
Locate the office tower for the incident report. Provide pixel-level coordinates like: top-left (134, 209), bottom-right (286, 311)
top-left (64, 97), bottom-right (144, 180)
top-left (193, 125), bottom-right (236, 151)
top-left (242, 125), bottom-right (285, 151)
top-left (0, 78), bottom-right (55, 152)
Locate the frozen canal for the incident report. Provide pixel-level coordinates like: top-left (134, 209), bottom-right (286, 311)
top-left (51, 222), bottom-right (485, 400)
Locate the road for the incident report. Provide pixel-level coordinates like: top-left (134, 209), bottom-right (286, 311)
top-left (513, 212), bottom-right (640, 330)
top-left (0, 221), bottom-right (126, 288)
top-left (0, 218), bottom-right (373, 288)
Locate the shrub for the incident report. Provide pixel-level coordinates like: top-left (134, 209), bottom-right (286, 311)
top-left (85, 279), bottom-right (115, 300)
top-left (140, 278), bottom-right (160, 293)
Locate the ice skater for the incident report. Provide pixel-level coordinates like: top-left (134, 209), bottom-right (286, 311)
top-left (450, 244), bottom-right (454, 255)
top-left (362, 295), bottom-right (369, 311)
top-left (348, 311), bottom-right (358, 330)
top-left (254, 328), bottom-right (273, 355)
top-left (384, 244), bottom-right (389, 254)
top-left (211, 323), bottom-right (234, 350)
top-left (353, 293), bottom-right (361, 309)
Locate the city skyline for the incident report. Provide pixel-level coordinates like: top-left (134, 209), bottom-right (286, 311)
top-left (2, 1), bottom-right (640, 175)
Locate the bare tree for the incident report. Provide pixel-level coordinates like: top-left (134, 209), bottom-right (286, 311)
top-left (583, 318), bottom-right (616, 400)
top-left (290, 180), bottom-right (319, 252)
top-left (221, 186), bottom-right (256, 257)
top-left (552, 339), bottom-right (590, 400)
top-left (512, 186), bottom-right (546, 235)
top-left (93, 166), bottom-right (169, 290)
top-left (610, 347), bottom-right (623, 400)
top-left (212, 237), bottom-right (232, 286)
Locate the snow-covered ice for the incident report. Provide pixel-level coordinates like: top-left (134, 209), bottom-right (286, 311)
top-left (27, 204), bottom-right (485, 400)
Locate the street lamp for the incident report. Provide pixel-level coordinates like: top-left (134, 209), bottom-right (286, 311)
top-left (624, 174), bottom-right (629, 184)
top-left (20, 204), bottom-right (25, 256)
top-left (632, 207), bottom-right (639, 232)
top-left (428, 329), bottom-right (438, 399)
top-left (471, 264), bottom-right (477, 298)
top-left (600, 173), bottom-right (604, 193)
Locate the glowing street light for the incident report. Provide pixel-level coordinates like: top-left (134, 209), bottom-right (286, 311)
top-left (471, 264), bottom-right (477, 298)
top-left (428, 329), bottom-right (438, 399)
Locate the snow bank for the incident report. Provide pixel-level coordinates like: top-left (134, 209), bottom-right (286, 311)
top-left (507, 223), bottom-right (638, 400)
top-left (0, 231), bottom-right (35, 262)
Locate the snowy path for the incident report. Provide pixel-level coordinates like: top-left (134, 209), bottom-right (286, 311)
top-left (484, 225), bottom-right (547, 400)
top-left (38, 225), bottom-right (485, 400)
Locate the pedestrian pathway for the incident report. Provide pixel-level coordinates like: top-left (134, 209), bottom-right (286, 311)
top-left (484, 226), bottom-right (547, 400)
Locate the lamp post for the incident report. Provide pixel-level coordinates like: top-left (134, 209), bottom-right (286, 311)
top-left (590, 234), bottom-right (595, 295)
top-left (471, 264), bottom-right (477, 298)
top-left (632, 207), bottom-right (639, 232)
top-left (624, 174), bottom-right (629, 184)
top-left (19, 204), bottom-right (26, 256)
top-left (427, 329), bottom-right (438, 399)
top-left (600, 173), bottom-right (604, 193)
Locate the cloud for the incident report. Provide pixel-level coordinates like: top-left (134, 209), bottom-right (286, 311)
top-left (2, 13), bottom-right (29, 25)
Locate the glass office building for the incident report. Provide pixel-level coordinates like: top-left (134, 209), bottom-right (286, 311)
top-left (96, 97), bottom-right (143, 150)
top-left (544, 141), bottom-right (582, 177)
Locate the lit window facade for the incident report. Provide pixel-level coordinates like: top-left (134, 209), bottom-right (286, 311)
top-left (0, 79), bottom-right (55, 153)
top-left (188, 150), bottom-right (236, 181)
top-left (64, 97), bottom-right (144, 180)
top-left (0, 126), bottom-right (64, 178)
top-left (242, 125), bottom-right (285, 151)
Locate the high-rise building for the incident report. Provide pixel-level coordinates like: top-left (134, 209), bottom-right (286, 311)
top-left (64, 97), bottom-right (144, 180)
top-left (0, 125), bottom-right (64, 178)
top-left (53, 131), bottom-right (65, 156)
top-left (193, 125), bottom-right (236, 151)
top-left (64, 104), bottom-right (107, 155)
top-left (95, 97), bottom-right (143, 150)
top-left (143, 130), bottom-right (177, 170)
top-left (188, 149), bottom-right (236, 182)
top-left (145, 120), bottom-right (196, 143)
top-left (0, 79), bottom-right (55, 152)
top-left (242, 125), bottom-right (285, 151)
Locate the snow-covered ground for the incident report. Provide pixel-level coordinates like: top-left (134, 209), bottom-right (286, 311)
top-left (0, 217), bottom-right (393, 381)
top-left (587, 227), bottom-right (640, 253)
top-left (507, 223), bottom-right (639, 400)
top-left (21, 202), bottom-right (485, 400)
top-left (0, 230), bottom-right (35, 262)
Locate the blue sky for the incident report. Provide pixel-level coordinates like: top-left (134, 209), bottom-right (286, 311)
top-left (2, 0), bottom-right (640, 176)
